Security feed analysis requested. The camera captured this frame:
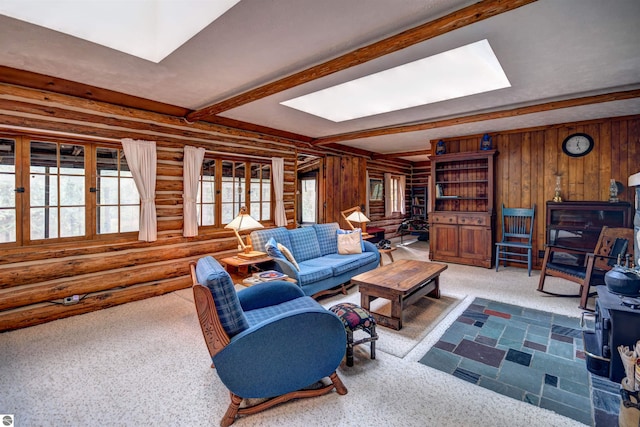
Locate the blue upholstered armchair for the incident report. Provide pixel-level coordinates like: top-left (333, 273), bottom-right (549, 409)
top-left (190, 256), bottom-right (348, 427)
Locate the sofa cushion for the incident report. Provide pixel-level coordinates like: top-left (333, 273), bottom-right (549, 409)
top-left (195, 256), bottom-right (249, 337)
top-left (295, 259), bottom-right (335, 286)
top-left (288, 227), bottom-right (322, 262)
top-left (249, 227), bottom-right (292, 253)
top-left (313, 223), bottom-right (340, 255)
top-left (277, 243), bottom-right (300, 271)
top-left (337, 228), bottom-right (365, 252)
top-left (265, 237), bottom-right (285, 259)
top-left (337, 229), bottom-right (363, 254)
top-left (320, 252), bottom-right (378, 276)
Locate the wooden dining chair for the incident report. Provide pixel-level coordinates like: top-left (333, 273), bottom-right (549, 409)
top-left (495, 204), bottom-right (536, 276)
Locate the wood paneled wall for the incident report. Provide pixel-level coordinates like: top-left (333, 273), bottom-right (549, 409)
top-left (0, 83), bottom-right (297, 331)
top-left (435, 115), bottom-right (640, 269)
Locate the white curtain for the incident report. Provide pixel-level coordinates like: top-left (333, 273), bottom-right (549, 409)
top-left (384, 173), bottom-right (392, 217)
top-left (121, 138), bottom-right (157, 242)
top-left (183, 145), bottom-right (205, 237)
top-left (272, 157), bottom-right (287, 226)
top-left (399, 174), bottom-right (406, 215)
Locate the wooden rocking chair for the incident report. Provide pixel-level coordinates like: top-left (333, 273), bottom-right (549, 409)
top-left (537, 226), bottom-right (634, 310)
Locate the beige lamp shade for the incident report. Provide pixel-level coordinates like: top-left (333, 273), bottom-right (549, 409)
top-left (224, 207), bottom-right (264, 257)
top-left (345, 210), bottom-right (370, 223)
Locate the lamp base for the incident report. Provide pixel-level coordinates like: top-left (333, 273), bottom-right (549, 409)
top-left (237, 251), bottom-right (268, 260)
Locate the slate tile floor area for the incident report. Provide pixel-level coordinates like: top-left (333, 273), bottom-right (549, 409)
top-left (419, 298), bottom-right (621, 426)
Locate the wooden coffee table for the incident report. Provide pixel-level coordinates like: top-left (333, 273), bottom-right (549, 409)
top-left (352, 259), bottom-right (448, 330)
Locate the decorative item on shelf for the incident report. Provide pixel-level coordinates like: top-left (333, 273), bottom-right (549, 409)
top-left (553, 175), bottom-right (563, 202)
top-left (435, 184), bottom-right (443, 198)
top-left (480, 133), bottom-right (492, 150)
top-left (435, 139), bottom-right (446, 155)
top-left (225, 206), bottom-right (266, 259)
top-left (610, 179), bottom-right (620, 203)
top-left (341, 206), bottom-right (370, 237)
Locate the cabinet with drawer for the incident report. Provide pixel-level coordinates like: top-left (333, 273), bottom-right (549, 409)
top-left (429, 150), bottom-right (496, 268)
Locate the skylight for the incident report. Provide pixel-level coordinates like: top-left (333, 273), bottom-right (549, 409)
top-left (281, 39), bottom-right (511, 122)
top-left (0, 0), bottom-right (241, 63)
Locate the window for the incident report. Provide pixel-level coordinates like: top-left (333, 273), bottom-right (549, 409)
top-left (300, 177), bottom-right (317, 224)
top-left (96, 147), bottom-right (139, 234)
top-left (0, 138), bottom-right (16, 243)
top-left (0, 134), bottom-right (140, 246)
top-left (197, 157), bottom-right (273, 228)
top-left (385, 173), bottom-right (405, 216)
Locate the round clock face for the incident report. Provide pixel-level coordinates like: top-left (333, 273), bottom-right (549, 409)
top-left (562, 133), bottom-right (594, 157)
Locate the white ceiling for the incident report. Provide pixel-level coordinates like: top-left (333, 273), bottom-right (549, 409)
top-left (1, 0), bottom-right (639, 162)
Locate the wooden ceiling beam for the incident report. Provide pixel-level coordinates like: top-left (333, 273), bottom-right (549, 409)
top-left (185, 0), bottom-right (537, 121)
top-left (312, 88), bottom-right (640, 146)
top-left (373, 150), bottom-right (431, 160)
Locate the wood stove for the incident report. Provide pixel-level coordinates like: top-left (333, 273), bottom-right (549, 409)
top-left (584, 287), bottom-right (640, 382)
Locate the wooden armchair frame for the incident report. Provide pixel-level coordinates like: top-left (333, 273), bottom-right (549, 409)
top-left (537, 226), bottom-right (634, 310)
top-left (189, 262), bottom-right (347, 427)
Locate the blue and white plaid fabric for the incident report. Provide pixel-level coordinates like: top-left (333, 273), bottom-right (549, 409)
top-left (320, 253), bottom-right (377, 275)
top-left (313, 223), bottom-right (339, 255)
top-left (196, 256), bottom-right (249, 337)
top-left (265, 237), bottom-right (285, 259)
top-left (288, 227), bottom-right (322, 262)
top-left (250, 227), bottom-right (292, 253)
top-left (244, 296), bottom-right (319, 326)
top-left (296, 259), bottom-right (335, 285)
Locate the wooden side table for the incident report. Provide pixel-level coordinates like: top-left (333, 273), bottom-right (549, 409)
top-left (220, 255), bottom-right (273, 278)
top-left (378, 247), bottom-right (397, 266)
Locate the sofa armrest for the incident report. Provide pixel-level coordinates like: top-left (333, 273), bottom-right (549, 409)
top-left (237, 281), bottom-right (304, 311)
top-left (363, 240), bottom-right (381, 264)
top-left (271, 258), bottom-right (301, 281)
top-left (213, 308), bottom-right (346, 398)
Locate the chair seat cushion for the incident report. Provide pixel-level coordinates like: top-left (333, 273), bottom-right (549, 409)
top-left (545, 262), bottom-right (587, 279)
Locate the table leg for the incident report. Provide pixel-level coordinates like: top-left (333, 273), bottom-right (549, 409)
top-left (428, 276), bottom-right (441, 299)
top-left (391, 295), bottom-right (403, 330)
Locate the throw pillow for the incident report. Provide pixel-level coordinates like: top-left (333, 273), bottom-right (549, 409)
top-left (337, 231), bottom-right (363, 254)
top-left (337, 228), bottom-right (365, 251)
top-left (277, 243), bottom-right (300, 271)
top-left (265, 237), bottom-right (285, 259)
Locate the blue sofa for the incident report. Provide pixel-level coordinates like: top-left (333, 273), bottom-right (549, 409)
top-left (249, 223), bottom-right (380, 296)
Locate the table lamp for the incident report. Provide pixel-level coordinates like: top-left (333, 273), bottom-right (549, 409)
top-left (341, 206), bottom-right (371, 237)
top-left (225, 206), bottom-right (266, 259)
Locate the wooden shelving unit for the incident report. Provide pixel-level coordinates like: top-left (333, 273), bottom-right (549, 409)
top-left (429, 150), bottom-right (497, 268)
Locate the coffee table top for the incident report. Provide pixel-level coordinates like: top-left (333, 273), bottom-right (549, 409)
top-left (352, 259), bottom-right (447, 293)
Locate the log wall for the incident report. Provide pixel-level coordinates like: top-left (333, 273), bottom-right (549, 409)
top-left (434, 115), bottom-right (640, 269)
top-left (0, 84), bottom-right (298, 331)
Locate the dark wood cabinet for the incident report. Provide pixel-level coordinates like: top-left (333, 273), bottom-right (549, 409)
top-left (429, 150), bottom-right (497, 268)
top-left (545, 201), bottom-right (632, 253)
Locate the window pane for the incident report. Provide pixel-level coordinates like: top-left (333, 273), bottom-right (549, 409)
top-left (31, 141), bottom-right (58, 174)
top-left (0, 138), bottom-right (15, 174)
top-left (99, 177), bottom-right (119, 204)
top-left (0, 209), bottom-right (16, 243)
top-left (30, 174), bottom-right (58, 206)
top-left (60, 175), bottom-right (85, 206)
top-left (59, 145), bottom-right (84, 175)
top-left (301, 178), bottom-right (317, 223)
top-left (120, 206), bottom-right (139, 232)
top-left (31, 207), bottom-right (58, 239)
top-left (261, 202), bottom-right (271, 221)
top-left (0, 171), bottom-right (15, 208)
top-left (199, 205), bottom-right (214, 226)
top-left (99, 206), bottom-right (119, 234)
top-left (120, 177), bottom-right (139, 204)
top-left (60, 207), bottom-right (84, 237)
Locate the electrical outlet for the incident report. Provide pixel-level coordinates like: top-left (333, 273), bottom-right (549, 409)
top-left (63, 295), bottom-right (80, 305)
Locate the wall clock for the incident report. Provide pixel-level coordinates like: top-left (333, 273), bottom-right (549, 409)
top-left (562, 133), bottom-right (594, 157)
